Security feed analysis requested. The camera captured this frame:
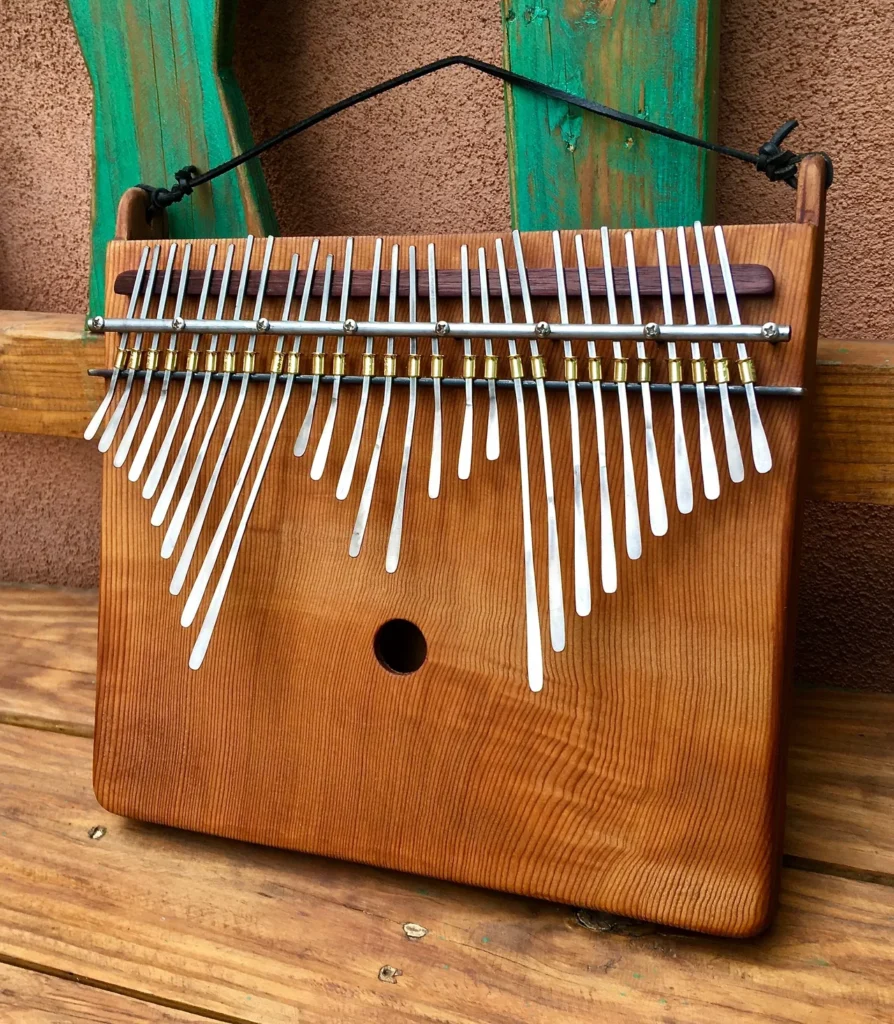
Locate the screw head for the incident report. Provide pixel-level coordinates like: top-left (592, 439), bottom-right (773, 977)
top-left (644, 321), bottom-right (661, 340)
top-left (343, 318), bottom-right (358, 334)
top-left (435, 320), bottom-right (450, 336)
top-left (87, 315), bottom-right (104, 332)
top-left (534, 320), bottom-right (551, 338)
top-left (256, 317), bottom-right (271, 333)
top-left (761, 321), bottom-right (780, 341)
top-left (171, 316), bottom-right (186, 332)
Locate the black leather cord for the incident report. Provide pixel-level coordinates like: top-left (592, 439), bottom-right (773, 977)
top-left (137, 54), bottom-right (834, 221)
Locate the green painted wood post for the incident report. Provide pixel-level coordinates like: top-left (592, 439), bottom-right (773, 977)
top-left (502, 0), bottom-right (719, 230)
top-left (69, 0), bottom-right (278, 312)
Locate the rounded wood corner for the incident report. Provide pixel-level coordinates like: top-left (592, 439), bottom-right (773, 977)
top-left (114, 188), bottom-right (168, 242)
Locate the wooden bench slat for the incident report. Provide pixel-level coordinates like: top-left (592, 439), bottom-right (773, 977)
top-left (0, 724), bottom-right (891, 1024)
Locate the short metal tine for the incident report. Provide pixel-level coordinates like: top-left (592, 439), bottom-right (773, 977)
top-left (98, 244), bottom-right (161, 452)
top-left (144, 243), bottom-right (217, 499)
top-left (655, 230), bottom-right (694, 514)
top-left (386, 244), bottom-right (419, 573)
top-left (311, 238), bottom-right (354, 479)
top-left (426, 242), bottom-right (443, 498)
top-left (477, 247), bottom-right (500, 460)
top-left (693, 221), bottom-right (744, 483)
top-left (574, 234), bottom-right (617, 593)
top-left (129, 242), bottom-right (193, 481)
top-left (495, 237), bottom-right (544, 691)
top-left (601, 226), bottom-right (642, 560)
top-left (512, 228), bottom-right (565, 653)
top-left (677, 227), bottom-right (720, 500)
top-left (294, 254), bottom-right (335, 456)
top-left (714, 224), bottom-right (772, 474)
top-left (336, 238), bottom-right (382, 499)
top-left (114, 242), bottom-right (178, 467)
top-left (160, 235), bottom-right (254, 559)
top-left (172, 234), bottom-right (274, 604)
top-left (458, 245), bottom-right (475, 480)
top-left (152, 242), bottom-right (235, 526)
top-left (552, 231), bottom-right (591, 616)
top-left (85, 245), bottom-right (149, 441)
top-left (624, 231), bottom-right (668, 537)
top-left (189, 252), bottom-right (303, 670)
top-left (350, 243), bottom-right (399, 558)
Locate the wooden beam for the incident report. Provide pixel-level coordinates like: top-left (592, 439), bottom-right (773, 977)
top-left (67, 0), bottom-right (277, 312)
top-left (502, 0), bottom-right (719, 230)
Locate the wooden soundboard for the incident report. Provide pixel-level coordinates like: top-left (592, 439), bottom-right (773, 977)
top-left (93, 160), bottom-right (826, 937)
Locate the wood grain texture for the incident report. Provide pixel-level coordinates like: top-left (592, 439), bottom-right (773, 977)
top-left (2, 724), bottom-right (894, 1024)
top-left (91, 217), bottom-right (822, 937)
top-left (502, 0), bottom-right (719, 230)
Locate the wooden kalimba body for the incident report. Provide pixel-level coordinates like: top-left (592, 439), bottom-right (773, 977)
top-left (86, 158), bottom-right (825, 938)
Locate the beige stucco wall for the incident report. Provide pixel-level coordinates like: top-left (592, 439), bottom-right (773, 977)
top-left (0, 0), bottom-right (891, 689)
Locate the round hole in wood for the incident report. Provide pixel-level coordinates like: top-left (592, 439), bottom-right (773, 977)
top-left (374, 619), bottom-right (427, 674)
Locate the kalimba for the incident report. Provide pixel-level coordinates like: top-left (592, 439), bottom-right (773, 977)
top-left (84, 157), bottom-right (825, 937)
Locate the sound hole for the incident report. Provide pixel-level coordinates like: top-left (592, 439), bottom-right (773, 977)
top-left (374, 619), bottom-right (427, 675)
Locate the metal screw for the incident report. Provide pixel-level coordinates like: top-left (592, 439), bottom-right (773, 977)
top-left (343, 318), bottom-right (358, 334)
top-left (435, 320), bottom-right (450, 336)
top-left (534, 320), bottom-right (551, 339)
top-left (171, 316), bottom-right (186, 332)
top-left (87, 315), bottom-right (104, 333)
top-left (87, 825), bottom-right (107, 840)
top-left (377, 965), bottom-right (402, 984)
top-left (256, 317), bottom-right (271, 333)
top-left (403, 923), bottom-right (428, 940)
top-left (761, 321), bottom-right (780, 341)
top-left (644, 322), bottom-right (661, 340)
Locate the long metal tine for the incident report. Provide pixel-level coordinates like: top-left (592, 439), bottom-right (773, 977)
top-left (574, 234), bottom-right (617, 594)
top-left (181, 248), bottom-right (301, 628)
top-left (171, 234), bottom-right (274, 598)
top-left (601, 227), bottom-right (642, 560)
top-left (336, 238), bottom-right (383, 499)
top-left (458, 245), bottom-right (474, 479)
top-left (159, 235), bottom-right (254, 556)
top-left (512, 229), bottom-right (565, 653)
top-left (386, 244), bottom-right (418, 573)
top-left (714, 225), bottom-right (772, 474)
top-left (98, 245), bottom-right (160, 452)
top-left (477, 248), bottom-right (500, 460)
top-left (552, 231), bottom-right (591, 617)
top-left (624, 231), bottom-right (668, 537)
top-left (693, 221), bottom-right (744, 483)
top-left (426, 243), bottom-right (443, 498)
top-left (294, 254), bottom-right (335, 456)
top-left (350, 243), bottom-right (399, 558)
top-left (495, 238), bottom-right (543, 691)
top-left (85, 246), bottom-right (150, 441)
top-left (129, 243), bottom-right (193, 480)
top-left (676, 227), bottom-right (720, 500)
top-left (151, 243), bottom-right (236, 526)
top-left (311, 238), bottom-right (354, 479)
top-left (113, 243), bottom-right (179, 467)
top-left (143, 244), bottom-right (217, 499)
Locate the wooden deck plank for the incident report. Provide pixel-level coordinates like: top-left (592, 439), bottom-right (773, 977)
top-left (0, 725), bottom-right (891, 1024)
top-left (0, 960), bottom-right (213, 1023)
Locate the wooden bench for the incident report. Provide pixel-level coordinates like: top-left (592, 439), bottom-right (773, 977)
top-left (1, 314), bottom-right (893, 1021)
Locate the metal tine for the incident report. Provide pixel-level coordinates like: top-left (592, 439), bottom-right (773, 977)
top-left (350, 242), bottom-right (399, 558)
top-left (624, 232), bottom-right (668, 537)
top-left (189, 252), bottom-right (310, 671)
top-left (693, 221), bottom-right (744, 483)
top-left (311, 238), bottom-right (354, 479)
top-left (511, 229), bottom-right (565, 654)
top-left (129, 243), bottom-right (193, 481)
top-left (477, 248), bottom-right (500, 460)
top-left (294, 254), bottom-right (335, 456)
top-left (426, 243), bottom-right (443, 498)
top-left (601, 226), bottom-right (642, 560)
top-left (181, 246), bottom-right (301, 628)
top-left (551, 231), bottom-right (591, 617)
top-left (85, 246), bottom-right (150, 441)
top-left (458, 245), bottom-right (475, 480)
top-left (98, 245), bottom-right (161, 452)
top-left (159, 235), bottom-right (254, 557)
top-left (655, 231), bottom-right (694, 513)
top-left (714, 225), bottom-right (772, 474)
top-left (494, 238), bottom-right (544, 692)
top-left (336, 238), bottom-right (383, 500)
top-left (676, 227), bottom-right (720, 500)
top-left (113, 243), bottom-right (179, 467)
top-left (143, 244), bottom-right (217, 499)
top-left (151, 243), bottom-right (236, 526)
top-left (385, 245), bottom-right (419, 573)
top-left (169, 234), bottom-right (275, 596)
top-left (574, 234), bottom-right (617, 594)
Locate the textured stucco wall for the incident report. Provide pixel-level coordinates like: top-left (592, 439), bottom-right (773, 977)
top-left (0, 0), bottom-right (891, 688)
